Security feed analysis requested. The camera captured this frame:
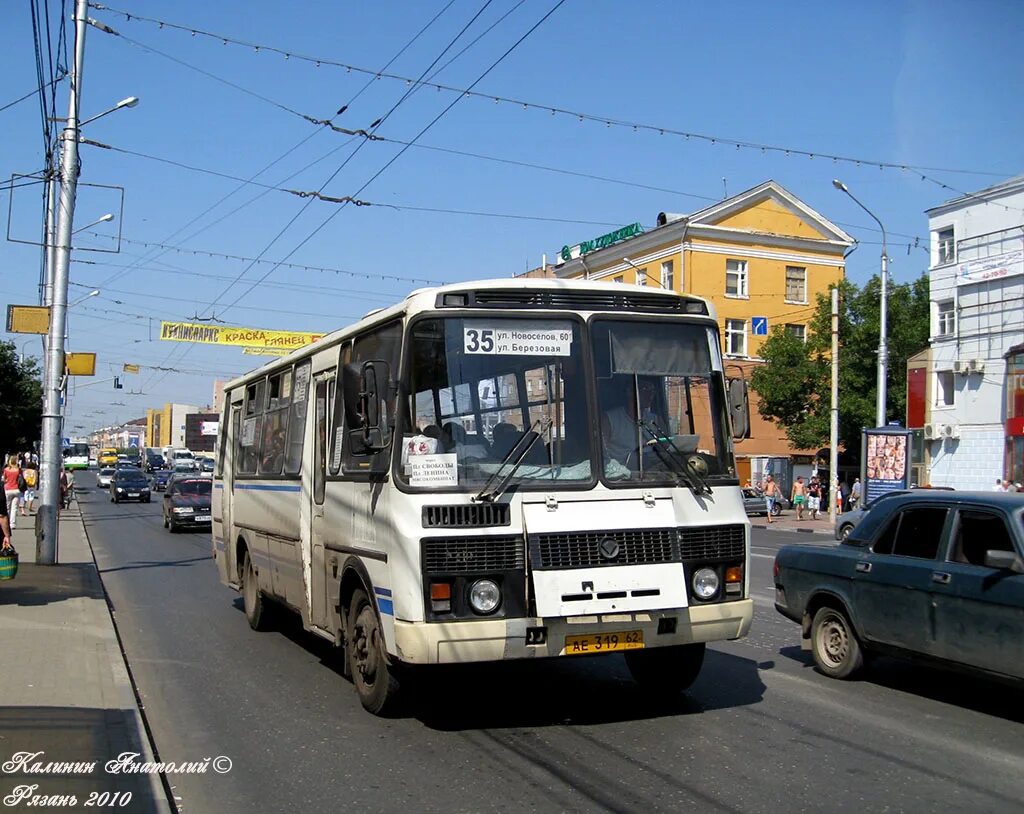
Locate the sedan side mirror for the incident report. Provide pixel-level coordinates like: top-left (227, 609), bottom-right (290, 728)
top-left (983, 549), bottom-right (1024, 573)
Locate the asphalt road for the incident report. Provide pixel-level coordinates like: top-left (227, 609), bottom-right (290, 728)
top-left (77, 483), bottom-right (1024, 814)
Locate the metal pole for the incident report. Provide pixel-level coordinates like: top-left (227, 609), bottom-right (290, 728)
top-left (829, 286), bottom-right (839, 526)
top-left (876, 247), bottom-right (889, 427)
top-left (38, 0), bottom-right (88, 564)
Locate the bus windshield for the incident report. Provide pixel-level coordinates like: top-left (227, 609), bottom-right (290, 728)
top-left (399, 316), bottom-right (592, 488)
top-left (591, 319), bottom-right (733, 485)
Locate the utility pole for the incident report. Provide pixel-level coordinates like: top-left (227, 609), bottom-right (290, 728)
top-left (829, 286), bottom-right (840, 526)
top-left (38, 0), bottom-right (88, 564)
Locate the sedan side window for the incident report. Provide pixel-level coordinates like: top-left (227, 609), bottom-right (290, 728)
top-left (872, 507), bottom-right (947, 559)
top-left (950, 510), bottom-right (1016, 566)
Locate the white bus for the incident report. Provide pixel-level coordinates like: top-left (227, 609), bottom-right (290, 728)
top-left (62, 442), bottom-right (90, 471)
top-left (213, 279), bottom-right (753, 714)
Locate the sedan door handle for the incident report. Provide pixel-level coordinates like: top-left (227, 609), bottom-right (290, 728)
top-left (931, 571), bottom-right (952, 585)
top-left (855, 562), bottom-right (872, 573)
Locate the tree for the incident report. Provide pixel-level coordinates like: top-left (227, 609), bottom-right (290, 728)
top-left (751, 274), bottom-right (930, 453)
top-left (0, 341), bottom-right (44, 455)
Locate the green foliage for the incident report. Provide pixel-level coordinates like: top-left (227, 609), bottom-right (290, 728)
top-left (752, 275), bottom-right (930, 452)
top-left (0, 341), bottom-right (43, 454)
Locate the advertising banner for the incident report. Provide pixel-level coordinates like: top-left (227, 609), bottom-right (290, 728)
top-left (160, 321), bottom-right (323, 351)
top-left (862, 428), bottom-right (912, 503)
top-left (200, 421), bottom-right (219, 437)
top-left (955, 249), bottom-right (1023, 287)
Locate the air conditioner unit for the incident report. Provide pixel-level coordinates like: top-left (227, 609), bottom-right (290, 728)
top-left (952, 360), bottom-right (966, 374)
top-left (923, 422), bottom-right (940, 440)
top-left (969, 359), bottom-right (985, 374)
top-left (941, 423), bottom-right (958, 439)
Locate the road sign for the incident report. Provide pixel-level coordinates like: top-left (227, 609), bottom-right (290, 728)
top-left (128, 439), bottom-right (139, 448)
top-left (752, 316), bottom-right (768, 336)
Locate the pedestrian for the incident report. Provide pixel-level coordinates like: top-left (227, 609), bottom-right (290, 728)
top-left (807, 477), bottom-right (821, 520)
top-left (850, 477), bottom-right (861, 509)
top-left (838, 480), bottom-right (850, 514)
top-left (20, 461), bottom-right (37, 515)
top-left (993, 478), bottom-right (1005, 492)
top-left (791, 476), bottom-right (807, 520)
top-left (3, 455), bottom-right (23, 530)
top-left (764, 474), bottom-right (779, 524)
top-left (0, 467), bottom-right (11, 551)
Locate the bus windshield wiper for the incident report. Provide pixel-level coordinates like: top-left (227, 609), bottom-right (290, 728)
top-left (640, 420), bottom-right (712, 496)
top-left (474, 418), bottom-right (551, 503)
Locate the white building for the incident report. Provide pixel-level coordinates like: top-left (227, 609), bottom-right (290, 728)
top-left (923, 175), bottom-right (1024, 489)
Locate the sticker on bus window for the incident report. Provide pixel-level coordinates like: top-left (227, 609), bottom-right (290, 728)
top-left (241, 417), bottom-right (257, 446)
top-left (463, 321), bottom-right (572, 357)
top-left (406, 453), bottom-right (458, 486)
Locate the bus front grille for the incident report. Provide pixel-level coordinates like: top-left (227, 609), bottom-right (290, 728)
top-left (530, 528), bottom-right (678, 570)
top-left (678, 525), bottom-right (745, 561)
top-left (422, 503), bottom-right (511, 528)
top-left (422, 535), bottom-right (525, 574)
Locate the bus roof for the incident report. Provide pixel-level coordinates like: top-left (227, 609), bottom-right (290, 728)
top-left (225, 277), bottom-right (716, 389)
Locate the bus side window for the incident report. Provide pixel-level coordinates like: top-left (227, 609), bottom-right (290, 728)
top-left (284, 361), bottom-right (312, 476)
top-left (343, 322), bottom-right (402, 474)
top-left (329, 343), bottom-right (351, 476)
top-left (238, 379), bottom-right (265, 475)
top-left (314, 378), bottom-right (330, 505)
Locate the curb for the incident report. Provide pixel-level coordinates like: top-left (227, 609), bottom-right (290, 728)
top-left (751, 523), bottom-right (834, 536)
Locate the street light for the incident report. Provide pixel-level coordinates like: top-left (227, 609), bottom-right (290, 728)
top-left (76, 96), bottom-right (139, 127)
top-left (832, 179), bottom-right (889, 427)
top-left (68, 289), bottom-right (100, 307)
top-left (72, 213), bottom-right (113, 234)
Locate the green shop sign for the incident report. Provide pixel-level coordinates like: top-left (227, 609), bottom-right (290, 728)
top-left (561, 222), bottom-right (644, 262)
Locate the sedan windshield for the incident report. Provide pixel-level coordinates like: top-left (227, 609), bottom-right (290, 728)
top-left (176, 480), bottom-right (212, 495)
top-left (398, 317), bottom-right (591, 489)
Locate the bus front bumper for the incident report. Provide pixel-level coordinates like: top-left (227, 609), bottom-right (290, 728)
top-left (391, 599), bottom-right (753, 665)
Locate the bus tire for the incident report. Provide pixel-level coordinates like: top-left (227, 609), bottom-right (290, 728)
top-left (346, 588), bottom-right (400, 715)
top-left (625, 642), bottom-right (705, 694)
top-left (242, 550), bottom-right (273, 631)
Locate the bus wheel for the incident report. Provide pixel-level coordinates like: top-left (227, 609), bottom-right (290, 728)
top-left (625, 642), bottom-right (705, 694)
top-left (347, 588), bottom-right (400, 715)
top-left (242, 550), bottom-right (273, 631)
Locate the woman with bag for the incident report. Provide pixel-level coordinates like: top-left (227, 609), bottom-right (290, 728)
top-left (3, 456), bottom-right (22, 530)
top-left (0, 472), bottom-right (15, 579)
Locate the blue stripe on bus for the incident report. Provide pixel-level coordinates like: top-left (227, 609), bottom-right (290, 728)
top-left (377, 598), bottom-right (394, 616)
top-left (234, 483), bottom-right (302, 493)
top-left (214, 483), bottom-right (224, 489)
top-left (374, 586), bottom-right (392, 597)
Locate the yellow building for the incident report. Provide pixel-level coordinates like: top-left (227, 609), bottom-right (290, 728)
top-left (555, 180), bottom-right (853, 476)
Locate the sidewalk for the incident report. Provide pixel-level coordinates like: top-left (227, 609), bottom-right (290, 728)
top-left (0, 502), bottom-right (172, 812)
top-left (748, 510), bottom-right (839, 536)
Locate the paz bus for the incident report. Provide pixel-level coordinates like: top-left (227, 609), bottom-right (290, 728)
top-left (213, 278), bottom-right (753, 714)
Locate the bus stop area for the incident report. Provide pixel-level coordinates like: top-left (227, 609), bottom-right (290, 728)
top-left (0, 506), bottom-right (171, 812)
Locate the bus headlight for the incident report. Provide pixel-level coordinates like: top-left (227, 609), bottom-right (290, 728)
top-left (469, 579), bottom-right (501, 615)
top-left (692, 568), bottom-right (720, 600)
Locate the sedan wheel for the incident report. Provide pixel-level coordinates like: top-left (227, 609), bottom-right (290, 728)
top-left (811, 605), bottom-right (863, 679)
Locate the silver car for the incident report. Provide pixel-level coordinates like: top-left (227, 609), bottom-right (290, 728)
top-left (96, 467), bottom-right (116, 488)
top-left (743, 488), bottom-right (789, 517)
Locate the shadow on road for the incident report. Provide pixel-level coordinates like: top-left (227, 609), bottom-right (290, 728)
top-left (242, 598), bottom-right (767, 728)
top-left (779, 644), bottom-right (1024, 722)
top-left (0, 563), bottom-right (105, 606)
top-left (99, 555), bottom-right (212, 574)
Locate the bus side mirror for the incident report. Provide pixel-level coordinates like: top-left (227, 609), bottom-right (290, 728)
top-left (342, 361), bottom-right (391, 453)
top-left (728, 377), bottom-right (751, 440)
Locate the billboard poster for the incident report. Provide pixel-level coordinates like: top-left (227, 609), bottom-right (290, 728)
top-left (862, 428), bottom-right (912, 503)
top-left (200, 421), bottom-right (220, 437)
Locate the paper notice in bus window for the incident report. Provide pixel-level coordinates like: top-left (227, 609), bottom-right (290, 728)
top-left (241, 417), bottom-right (257, 446)
top-left (293, 364), bottom-right (311, 403)
top-left (463, 321), bottom-right (572, 357)
top-left (331, 426), bottom-right (344, 471)
top-left (406, 453), bottom-right (458, 486)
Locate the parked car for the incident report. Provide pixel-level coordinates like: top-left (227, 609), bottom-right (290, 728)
top-left (774, 491), bottom-right (1024, 685)
top-left (151, 469), bottom-right (172, 491)
top-left (162, 477), bottom-right (213, 533)
top-left (96, 467), bottom-right (116, 488)
top-left (110, 468), bottom-right (151, 503)
top-left (742, 488), bottom-right (789, 517)
top-left (835, 486), bottom-right (955, 541)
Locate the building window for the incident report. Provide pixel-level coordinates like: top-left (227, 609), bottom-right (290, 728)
top-left (725, 319), bottom-right (747, 356)
top-left (613, 275), bottom-right (624, 283)
top-left (936, 227), bottom-right (955, 265)
top-left (785, 323), bottom-right (806, 342)
top-left (636, 269), bottom-right (647, 286)
top-left (936, 300), bottom-right (956, 337)
top-left (785, 266), bottom-right (807, 303)
top-left (936, 370), bottom-right (955, 407)
top-left (661, 260), bottom-right (674, 291)
top-left (726, 259), bottom-right (748, 297)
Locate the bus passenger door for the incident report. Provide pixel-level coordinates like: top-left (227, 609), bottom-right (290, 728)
top-left (309, 378), bottom-right (331, 629)
top-left (218, 401), bottom-right (242, 586)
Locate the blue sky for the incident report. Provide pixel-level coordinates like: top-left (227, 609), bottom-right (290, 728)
top-left (3, 0), bottom-right (1022, 433)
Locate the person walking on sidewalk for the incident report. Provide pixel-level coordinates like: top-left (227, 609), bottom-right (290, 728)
top-left (20, 461), bottom-right (37, 515)
top-left (3, 456), bottom-right (22, 529)
top-left (0, 470), bottom-right (11, 550)
top-left (764, 475), bottom-right (779, 524)
top-left (807, 477), bottom-right (822, 520)
top-left (791, 476), bottom-right (807, 520)
top-left (850, 477), bottom-right (861, 510)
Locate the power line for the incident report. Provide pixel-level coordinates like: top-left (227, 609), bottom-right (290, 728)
top-left (0, 70), bottom-right (66, 115)
top-left (91, 2), bottom-right (1007, 180)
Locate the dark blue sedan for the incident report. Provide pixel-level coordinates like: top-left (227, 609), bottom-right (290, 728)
top-left (774, 491), bottom-right (1024, 685)
top-left (152, 469), bottom-right (172, 491)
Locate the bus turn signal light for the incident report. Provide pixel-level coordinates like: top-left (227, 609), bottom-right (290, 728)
top-left (430, 582), bottom-right (452, 613)
top-left (725, 566), bottom-right (743, 583)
